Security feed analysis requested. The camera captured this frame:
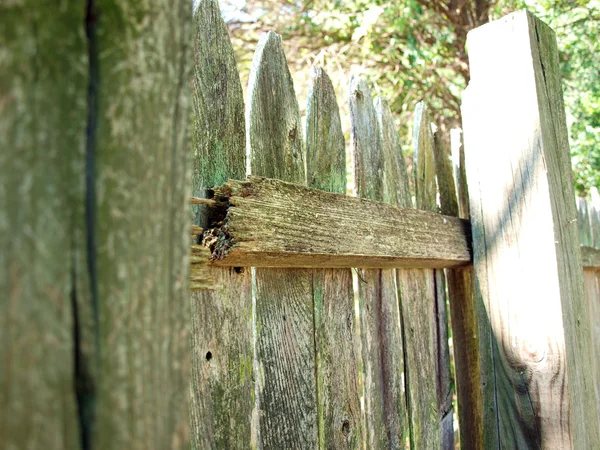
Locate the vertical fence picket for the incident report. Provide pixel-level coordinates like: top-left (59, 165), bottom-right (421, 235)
top-left (307, 67), bottom-right (364, 449)
top-left (350, 77), bottom-right (405, 448)
top-left (430, 132), bottom-right (455, 449)
top-left (581, 195), bottom-right (600, 430)
top-left (1, 5), bottom-right (86, 448)
top-left (375, 96), bottom-right (411, 443)
top-left (3, 2), bottom-right (193, 448)
top-left (396, 101), bottom-right (442, 448)
top-left (434, 126), bottom-right (484, 449)
top-left (376, 97), bottom-right (412, 209)
top-left (578, 197), bottom-right (592, 247)
top-left (247, 31), bottom-right (317, 449)
top-left (591, 188), bottom-right (600, 250)
top-left (450, 129), bottom-right (470, 219)
top-left (190, 1), bottom-right (253, 448)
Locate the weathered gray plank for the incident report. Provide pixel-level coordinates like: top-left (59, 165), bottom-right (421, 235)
top-left (350, 77), bottom-right (405, 448)
top-left (350, 77), bottom-right (383, 202)
top-left (247, 32), bottom-right (305, 184)
top-left (307, 67), bottom-right (363, 449)
top-left (413, 102), bottom-right (437, 212)
top-left (89, 2), bottom-right (192, 448)
top-left (375, 96), bottom-right (412, 445)
top-left (247, 31), bottom-right (317, 449)
top-left (398, 102), bottom-right (443, 449)
top-left (0, 4), bottom-right (85, 448)
top-left (462, 10), bottom-right (600, 448)
top-left (190, 2), bottom-right (253, 447)
top-left (431, 136), bottom-right (457, 450)
top-left (434, 123), bottom-right (483, 450)
top-left (203, 177), bottom-right (472, 269)
top-left (2, 2), bottom-right (193, 449)
top-left (450, 128), bottom-right (470, 219)
top-left (376, 97), bottom-right (412, 209)
top-left (577, 197), bottom-right (592, 247)
top-left (306, 67), bottom-right (347, 194)
top-left (584, 269), bottom-right (600, 431)
top-left (591, 188), bottom-right (600, 249)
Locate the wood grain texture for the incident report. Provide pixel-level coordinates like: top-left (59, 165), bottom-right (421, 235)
top-left (204, 177), bottom-right (472, 269)
top-left (413, 102), bottom-right (437, 212)
top-left (2, 2), bottom-right (193, 449)
top-left (351, 78), bottom-right (406, 448)
top-left (90, 2), bottom-right (192, 448)
top-left (190, 1), bottom-right (253, 448)
top-left (584, 269), bottom-right (600, 432)
top-left (0, 4), bottom-right (85, 448)
top-left (577, 197), bottom-right (592, 247)
top-left (434, 123), bottom-right (483, 449)
top-left (307, 67), bottom-right (364, 449)
top-left (350, 77), bottom-right (383, 201)
top-left (376, 95), bottom-right (411, 446)
top-left (450, 128), bottom-right (470, 220)
top-left (463, 10), bottom-right (600, 448)
top-left (398, 102), bottom-right (443, 449)
top-left (396, 269), bottom-right (440, 448)
top-left (247, 31), bottom-right (317, 448)
top-left (591, 189), bottom-right (600, 249)
top-left (247, 31), bottom-right (305, 184)
top-left (376, 97), bottom-right (412, 209)
top-left (306, 67), bottom-right (347, 195)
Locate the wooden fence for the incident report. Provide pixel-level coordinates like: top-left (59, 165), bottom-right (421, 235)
top-left (3, 1), bottom-right (600, 449)
top-left (191, 2), bottom-right (600, 449)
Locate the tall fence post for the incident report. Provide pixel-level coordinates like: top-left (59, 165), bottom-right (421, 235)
top-left (462, 10), bottom-right (600, 448)
top-left (1, 2), bottom-right (192, 449)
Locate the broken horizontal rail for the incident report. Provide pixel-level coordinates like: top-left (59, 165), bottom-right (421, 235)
top-left (189, 178), bottom-right (600, 290)
top-left (196, 176), bottom-right (473, 271)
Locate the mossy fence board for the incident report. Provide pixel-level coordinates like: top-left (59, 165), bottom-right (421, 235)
top-left (4, 4), bottom-right (600, 450)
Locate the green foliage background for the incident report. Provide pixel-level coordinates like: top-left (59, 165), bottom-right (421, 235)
top-left (223, 0), bottom-right (599, 195)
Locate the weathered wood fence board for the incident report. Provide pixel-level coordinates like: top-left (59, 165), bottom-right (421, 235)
top-left (397, 102), bottom-right (444, 449)
top-left (190, 2), bottom-right (253, 448)
top-left (2, 2), bottom-right (193, 449)
top-left (463, 10), bottom-right (600, 448)
top-left (435, 129), bottom-right (483, 449)
top-left (350, 77), bottom-right (406, 448)
top-left (204, 177), bottom-right (472, 269)
top-left (247, 31), bottom-right (318, 448)
top-left (580, 191), bottom-right (600, 430)
top-left (375, 97), bottom-right (410, 443)
top-left (307, 67), bottom-right (364, 448)
top-left (1, 4), bottom-right (86, 448)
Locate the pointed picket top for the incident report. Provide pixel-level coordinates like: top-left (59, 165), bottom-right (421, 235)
top-left (433, 132), bottom-right (459, 217)
top-left (246, 31), bottom-right (305, 182)
top-left (192, 0), bottom-right (245, 225)
top-left (349, 76), bottom-right (383, 201)
top-left (375, 96), bottom-right (411, 208)
top-left (306, 67), bottom-right (363, 448)
top-left (190, 1), bottom-right (253, 448)
top-left (247, 31), bottom-right (317, 449)
top-left (590, 187), bottom-right (600, 249)
top-left (413, 102), bottom-right (437, 212)
top-left (577, 197), bottom-right (592, 247)
top-left (450, 128), bottom-right (470, 219)
top-left (306, 66), bottom-right (346, 194)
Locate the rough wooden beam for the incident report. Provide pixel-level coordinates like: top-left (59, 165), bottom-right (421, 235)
top-left (199, 177), bottom-right (472, 269)
top-left (463, 10), bottom-right (600, 448)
